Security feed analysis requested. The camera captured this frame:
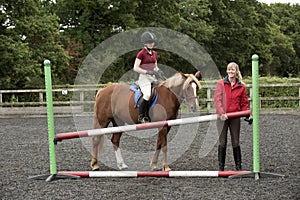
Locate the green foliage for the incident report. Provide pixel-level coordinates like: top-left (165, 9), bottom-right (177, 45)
top-left (256, 76), bottom-right (300, 84)
top-left (1, 0), bottom-right (299, 89)
top-left (0, 0), bottom-right (69, 89)
top-left (0, 35), bottom-right (38, 88)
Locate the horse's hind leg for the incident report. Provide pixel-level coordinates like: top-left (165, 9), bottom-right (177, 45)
top-left (91, 117), bottom-right (109, 171)
top-left (91, 136), bottom-right (102, 171)
top-left (111, 120), bottom-right (128, 170)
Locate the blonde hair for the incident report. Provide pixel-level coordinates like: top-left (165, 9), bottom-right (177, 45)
top-left (227, 62), bottom-right (243, 83)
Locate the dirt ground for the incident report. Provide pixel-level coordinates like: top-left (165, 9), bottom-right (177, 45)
top-left (0, 114), bottom-right (299, 200)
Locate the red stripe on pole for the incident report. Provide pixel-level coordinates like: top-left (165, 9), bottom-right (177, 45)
top-left (136, 121), bottom-right (168, 130)
top-left (58, 171), bottom-right (90, 178)
top-left (137, 171), bottom-right (170, 177)
top-left (218, 171), bottom-right (251, 177)
top-left (55, 131), bottom-right (89, 141)
top-left (226, 110), bottom-right (251, 119)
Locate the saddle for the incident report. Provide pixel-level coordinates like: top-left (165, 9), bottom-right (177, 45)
top-left (129, 82), bottom-right (158, 109)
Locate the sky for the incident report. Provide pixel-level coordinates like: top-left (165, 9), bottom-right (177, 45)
top-left (257, 0), bottom-right (299, 4)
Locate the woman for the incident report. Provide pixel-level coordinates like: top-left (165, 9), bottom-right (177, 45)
top-left (214, 62), bottom-right (251, 171)
top-left (133, 31), bottom-right (163, 123)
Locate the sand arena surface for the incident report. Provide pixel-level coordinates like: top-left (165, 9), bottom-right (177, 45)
top-left (0, 114), bottom-right (299, 199)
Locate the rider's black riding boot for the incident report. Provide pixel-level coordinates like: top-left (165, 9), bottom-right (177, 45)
top-left (144, 101), bottom-right (151, 122)
top-left (218, 145), bottom-right (226, 171)
top-left (138, 99), bottom-right (149, 123)
top-left (233, 146), bottom-right (242, 171)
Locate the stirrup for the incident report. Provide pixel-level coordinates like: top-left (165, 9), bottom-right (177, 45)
top-left (143, 116), bottom-right (150, 123)
top-left (138, 116), bottom-right (144, 124)
top-left (138, 116), bottom-right (149, 124)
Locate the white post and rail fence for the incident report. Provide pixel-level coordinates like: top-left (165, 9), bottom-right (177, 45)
top-left (0, 83), bottom-right (299, 117)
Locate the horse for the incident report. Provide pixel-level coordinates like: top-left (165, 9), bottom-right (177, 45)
top-left (91, 71), bottom-right (201, 171)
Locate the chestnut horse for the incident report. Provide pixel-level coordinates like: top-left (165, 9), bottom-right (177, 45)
top-left (91, 71), bottom-right (201, 171)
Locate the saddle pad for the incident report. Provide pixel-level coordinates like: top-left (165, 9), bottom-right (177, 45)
top-left (130, 83), bottom-right (158, 108)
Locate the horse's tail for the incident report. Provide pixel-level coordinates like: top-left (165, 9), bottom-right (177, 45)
top-left (93, 104), bottom-right (107, 157)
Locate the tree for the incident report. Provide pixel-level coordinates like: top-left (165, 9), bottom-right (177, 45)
top-left (208, 0), bottom-right (275, 76)
top-left (0, 0), bottom-right (69, 89)
top-left (269, 3), bottom-right (300, 77)
top-left (2, 0), bottom-right (299, 90)
top-left (54, 0), bottom-right (140, 83)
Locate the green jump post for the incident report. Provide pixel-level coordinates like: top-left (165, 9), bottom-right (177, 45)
top-left (44, 60), bottom-right (57, 177)
top-left (252, 54), bottom-right (260, 179)
top-left (27, 60), bottom-right (58, 181)
top-left (230, 55), bottom-right (284, 179)
top-left (28, 60), bottom-right (79, 181)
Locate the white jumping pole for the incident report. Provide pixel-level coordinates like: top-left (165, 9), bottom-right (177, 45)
top-left (55, 110), bottom-right (251, 142)
top-left (58, 170), bottom-right (252, 178)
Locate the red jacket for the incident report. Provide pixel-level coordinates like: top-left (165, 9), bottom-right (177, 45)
top-left (214, 76), bottom-right (250, 115)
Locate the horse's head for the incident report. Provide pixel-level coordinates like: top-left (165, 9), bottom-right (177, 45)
top-left (182, 71), bottom-right (201, 112)
top-left (161, 71), bottom-right (201, 112)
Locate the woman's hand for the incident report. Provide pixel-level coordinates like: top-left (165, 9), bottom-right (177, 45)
top-left (220, 114), bottom-right (228, 121)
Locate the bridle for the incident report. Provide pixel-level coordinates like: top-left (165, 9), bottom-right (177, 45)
top-left (182, 86), bottom-right (199, 102)
top-left (171, 84), bottom-right (199, 103)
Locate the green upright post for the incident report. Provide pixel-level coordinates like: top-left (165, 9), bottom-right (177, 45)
top-left (28, 60), bottom-right (79, 181)
top-left (44, 60), bottom-right (57, 176)
top-left (229, 55), bottom-right (284, 179)
top-left (251, 54), bottom-right (260, 179)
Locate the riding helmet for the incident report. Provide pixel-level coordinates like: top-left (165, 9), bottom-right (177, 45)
top-left (141, 31), bottom-right (157, 44)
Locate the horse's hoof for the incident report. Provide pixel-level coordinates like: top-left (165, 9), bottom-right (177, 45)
top-left (91, 158), bottom-right (100, 171)
top-left (91, 163), bottom-right (100, 171)
top-left (117, 163), bottom-right (128, 170)
top-left (150, 163), bottom-right (159, 171)
top-left (92, 166), bottom-right (100, 171)
top-left (163, 165), bottom-right (171, 172)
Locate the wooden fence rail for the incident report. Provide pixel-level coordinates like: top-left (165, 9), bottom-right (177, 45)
top-left (0, 83), bottom-right (299, 116)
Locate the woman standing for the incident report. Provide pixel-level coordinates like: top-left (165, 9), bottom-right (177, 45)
top-left (214, 62), bottom-right (251, 171)
top-left (133, 31), bottom-right (163, 123)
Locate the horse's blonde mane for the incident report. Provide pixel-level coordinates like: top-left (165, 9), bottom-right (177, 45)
top-left (160, 73), bottom-right (185, 88)
top-left (183, 74), bottom-right (202, 90)
top-left (160, 72), bottom-right (201, 89)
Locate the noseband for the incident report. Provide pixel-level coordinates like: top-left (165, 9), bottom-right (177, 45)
top-left (184, 95), bottom-right (198, 100)
top-left (177, 86), bottom-right (198, 103)
top-left (183, 90), bottom-right (198, 101)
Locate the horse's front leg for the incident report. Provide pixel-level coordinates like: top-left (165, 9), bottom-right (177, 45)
top-left (151, 127), bottom-right (171, 171)
top-left (161, 145), bottom-right (170, 171)
top-left (150, 128), bottom-right (162, 170)
top-left (150, 148), bottom-right (160, 170)
top-left (111, 133), bottom-right (128, 170)
top-left (161, 126), bottom-right (171, 171)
